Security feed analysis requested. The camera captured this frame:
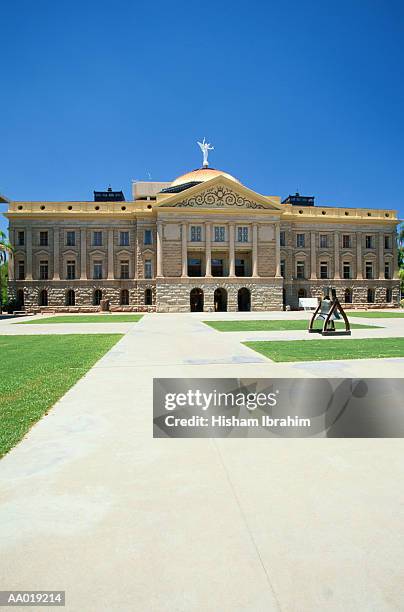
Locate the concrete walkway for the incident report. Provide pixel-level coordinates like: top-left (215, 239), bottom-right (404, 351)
top-left (1, 313), bottom-right (404, 611)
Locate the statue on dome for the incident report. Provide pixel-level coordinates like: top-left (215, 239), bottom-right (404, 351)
top-left (197, 138), bottom-right (214, 168)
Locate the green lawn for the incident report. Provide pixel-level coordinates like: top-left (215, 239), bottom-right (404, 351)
top-left (347, 311), bottom-right (404, 319)
top-left (0, 334), bottom-right (123, 457)
top-left (244, 337), bottom-right (404, 362)
top-left (204, 320), bottom-right (379, 332)
top-left (19, 314), bottom-right (143, 324)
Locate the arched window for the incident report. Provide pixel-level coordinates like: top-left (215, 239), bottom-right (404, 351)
top-left (17, 289), bottom-right (24, 308)
top-left (145, 288), bottom-right (153, 306)
top-left (93, 289), bottom-right (102, 306)
top-left (344, 288), bottom-right (353, 304)
top-left (386, 288), bottom-right (392, 303)
top-left (298, 288), bottom-right (306, 299)
top-left (120, 289), bottom-right (129, 306)
top-left (367, 288), bottom-right (375, 303)
top-left (39, 289), bottom-right (48, 307)
top-left (66, 289), bottom-right (75, 306)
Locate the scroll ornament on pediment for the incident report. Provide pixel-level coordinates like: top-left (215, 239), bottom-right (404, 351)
top-left (173, 186), bottom-right (265, 209)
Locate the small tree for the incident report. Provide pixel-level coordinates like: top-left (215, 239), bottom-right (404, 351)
top-left (0, 230), bottom-right (13, 314)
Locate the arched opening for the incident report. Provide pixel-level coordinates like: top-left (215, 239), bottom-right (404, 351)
top-left (298, 288), bottom-right (306, 299)
top-left (344, 288), bottom-right (353, 304)
top-left (214, 288), bottom-right (227, 312)
top-left (238, 288), bottom-right (251, 312)
top-left (145, 288), bottom-right (153, 306)
top-left (120, 289), bottom-right (129, 306)
top-left (16, 289), bottom-right (24, 308)
top-left (93, 289), bottom-right (102, 306)
top-left (190, 288), bottom-right (204, 312)
top-left (66, 289), bottom-right (75, 306)
top-left (367, 288), bottom-right (375, 303)
top-left (39, 289), bottom-right (48, 307)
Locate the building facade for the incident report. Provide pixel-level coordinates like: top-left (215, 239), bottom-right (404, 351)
top-left (5, 166), bottom-right (401, 312)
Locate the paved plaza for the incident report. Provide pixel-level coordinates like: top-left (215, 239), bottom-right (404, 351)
top-left (1, 311), bottom-right (404, 611)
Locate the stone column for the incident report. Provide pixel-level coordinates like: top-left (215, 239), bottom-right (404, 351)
top-left (252, 223), bottom-right (258, 277)
top-left (356, 232), bottom-right (363, 279)
top-left (275, 223), bottom-right (281, 277)
top-left (378, 232), bottom-right (385, 279)
top-left (334, 232), bottom-right (340, 279)
top-left (8, 229), bottom-right (14, 281)
top-left (181, 222), bottom-right (188, 277)
top-left (108, 229), bottom-right (114, 279)
top-left (393, 233), bottom-right (399, 279)
top-left (310, 232), bottom-right (317, 279)
top-left (80, 229), bottom-right (87, 280)
top-left (26, 228), bottom-right (32, 280)
top-left (205, 222), bottom-right (211, 277)
top-left (53, 228), bottom-right (60, 280)
top-left (156, 221), bottom-right (163, 277)
top-left (229, 223), bottom-right (235, 276)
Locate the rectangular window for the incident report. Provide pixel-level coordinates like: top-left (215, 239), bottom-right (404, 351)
top-left (280, 260), bottom-right (285, 278)
top-left (214, 226), bottom-right (225, 242)
top-left (365, 235), bottom-right (374, 249)
top-left (93, 231), bottom-right (102, 247)
top-left (120, 260), bottom-right (129, 279)
top-left (144, 229), bottom-right (152, 245)
top-left (319, 235), bottom-right (328, 248)
top-left (190, 226), bottom-right (202, 242)
top-left (39, 260), bottom-right (48, 280)
top-left (343, 262), bottom-right (351, 279)
top-left (66, 231), bottom-right (76, 247)
top-left (365, 261), bottom-right (373, 279)
top-left (235, 258), bottom-right (245, 277)
top-left (18, 261), bottom-right (25, 280)
top-left (119, 231), bottom-right (129, 247)
top-left (296, 233), bottom-right (305, 248)
top-left (296, 261), bottom-right (305, 279)
top-left (17, 231), bottom-right (25, 246)
top-left (320, 261), bottom-right (329, 279)
top-left (384, 235), bottom-right (392, 249)
top-left (384, 262), bottom-right (391, 279)
top-left (144, 260), bottom-right (152, 279)
top-left (212, 258), bottom-right (224, 276)
top-left (342, 235), bottom-right (351, 249)
top-left (188, 257), bottom-right (202, 277)
top-left (280, 231), bottom-right (286, 247)
top-left (93, 260), bottom-right (103, 279)
top-left (237, 226), bottom-right (249, 243)
top-left (67, 260), bottom-right (75, 280)
top-left (39, 231), bottom-right (48, 247)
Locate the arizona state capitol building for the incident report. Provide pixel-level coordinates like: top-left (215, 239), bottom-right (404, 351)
top-left (5, 142), bottom-right (401, 313)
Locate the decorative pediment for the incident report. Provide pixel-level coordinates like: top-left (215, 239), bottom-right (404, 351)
top-left (173, 184), bottom-right (266, 209)
top-left (158, 175), bottom-right (283, 211)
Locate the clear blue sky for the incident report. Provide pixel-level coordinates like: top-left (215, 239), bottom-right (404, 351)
top-left (1, 0), bottom-right (403, 236)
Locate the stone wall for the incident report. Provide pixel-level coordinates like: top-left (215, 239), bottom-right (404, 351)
top-left (156, 278), bottom-right (284, 312)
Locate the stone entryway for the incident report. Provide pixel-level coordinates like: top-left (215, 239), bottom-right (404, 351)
top-left (237, 288), bottom-right (251, 311)
top-left (214, 288), bottom-right (227, 312)
top-left (190, 288), bottom-right (204, 312)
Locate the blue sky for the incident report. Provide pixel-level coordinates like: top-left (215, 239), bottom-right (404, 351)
top-left (1, 0), bottom-right (403, 236)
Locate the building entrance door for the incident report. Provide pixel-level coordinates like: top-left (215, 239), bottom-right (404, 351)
top-left (238, 288), bottom-right (251, 311)
top-left (190, 288), bottom-right (204, 312)
top-left (214, 288), bottom-right (227, 312)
